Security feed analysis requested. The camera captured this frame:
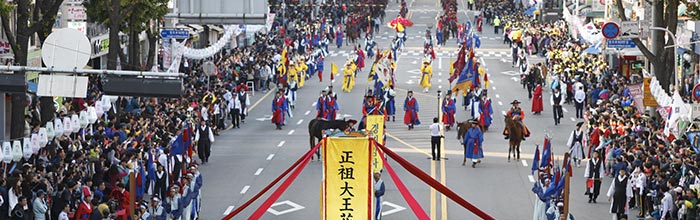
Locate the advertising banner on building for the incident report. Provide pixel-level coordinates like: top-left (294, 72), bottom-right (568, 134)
top-left (323, 137), bottom-right (373, 220)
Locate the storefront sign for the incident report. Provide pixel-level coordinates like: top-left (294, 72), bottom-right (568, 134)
top-left (607, 39), bottom-right (636, 48)
top-left (323, 137), bottom-right (373, 220)
top-left (67, 22), bottom-right (87, 34)
top-left (66, 5), bottom-right (87, 20)
top-left (643, 78), bottom-right (659, 107)
top-left (91, 37), bottom-right (109, 58)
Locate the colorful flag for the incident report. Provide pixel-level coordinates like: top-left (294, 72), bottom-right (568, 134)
top-left (331, 62), bottom-right (338, 75)
top-left (539, 137), bottom-right (551, 168)
top-left (531, 145), bottom-right (540, 174)
top-left (452, 57), bottom-right (474, 93)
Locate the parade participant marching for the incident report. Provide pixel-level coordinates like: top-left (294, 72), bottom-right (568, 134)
top-left (365, 34), bottom-right (376, 58)
top-left (271, 91), bottom-right (288, 130)
top-left (316, 90), bottom-right (328, 119)
top-left (335, 28), bottom-right (344, 48)
top-left (585, 151), bottom-right (605, 203)
top-left (531, 82), bottom-right (543, 115)
top-left (420, 58), bottom-right (433, 93)
top-left (384, 86), bottom-right (397, 122)
top-left (463, 119), bottom-right (484, 168)
top-left (356, 46), bottom-right (366, 71)
top-left (341, 59), bottom-right (357, 92)
top-left (607, 168), bottom-right (633, 220)
top-left (503, 100), bottom-right (530, 140)
top-left (442, 91), bottom-right (456, 131)
top-left (324, 91), bottom-right (339, 120)
top-left (403, 91), bottom-right (420, 130)
top-left (476, 15), bottom-right (483, 33)
top-left (314, 50), bottom-right (325, 82)
top-left (478, 92), bottom-right (493, 131)
top-left (551, 87), bottom-right (564, 125)
top-left (567, 122), bottom-right (586, 167)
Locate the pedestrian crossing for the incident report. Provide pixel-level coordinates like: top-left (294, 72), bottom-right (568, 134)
top-left (326, 49), bottom-right (512, 58)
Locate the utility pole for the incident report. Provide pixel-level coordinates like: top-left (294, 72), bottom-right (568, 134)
top-left (129, 172), bottom-right (136, 219)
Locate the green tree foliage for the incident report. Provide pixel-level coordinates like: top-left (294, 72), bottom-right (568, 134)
top-left (84, 0), bottom-right (169, 70)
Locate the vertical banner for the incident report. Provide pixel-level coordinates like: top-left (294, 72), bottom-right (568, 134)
top-left (627, 83), bottom-right (645, 114)
top-left (323, 137), bottom-right (373, 220)
top-left (366, 115), bottom-right (385, 173)
top-left (643, 78), bottom-right (658, 107)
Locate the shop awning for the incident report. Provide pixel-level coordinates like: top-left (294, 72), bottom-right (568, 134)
top-left (620, 48), bottom-right (643, 56)
top-left (187, 24), bottom-right (204, 33)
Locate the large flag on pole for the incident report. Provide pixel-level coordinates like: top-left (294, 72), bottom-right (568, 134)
top-left (531, 145), bottom-right (540, 174)
top-left (540, 137), bottom-right (551, 168)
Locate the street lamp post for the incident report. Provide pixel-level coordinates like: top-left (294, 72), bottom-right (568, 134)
top-left (648, 27), bottom-right (680, 92)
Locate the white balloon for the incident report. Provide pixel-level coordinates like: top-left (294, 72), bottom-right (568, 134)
top-left (11, 140), bottom-right (21, 162)
top-left (38, 128), bottom-right (47, 147)
top-left (63, 117), bottom-right (72, 136)
top-left (54, 118), bottom-right (64, 138)
top-left (22, 138), bottom-right (31, 159)
top-left (87, 107), bottom-right (98, 124)
top-left (79, 111), bottom-right (88, 128)
top-left (2, 141), bottom-right (10, 163)
top-left (46, 122), bottom-right (55, 140)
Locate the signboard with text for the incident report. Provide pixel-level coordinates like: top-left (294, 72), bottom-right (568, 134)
top-left (627, 83), bottom-right (645, 114)
top-left (323, 137), bottom-right (373, 220)
top-left (366, 115), bottom-right (385, 172)
top-left (643, 78), bottom-right (659, 107)
top-left (607, 39), bottom-right (636, 48)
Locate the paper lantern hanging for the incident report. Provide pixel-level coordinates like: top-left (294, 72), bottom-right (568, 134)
top-left (38, 128), bottom-right (47, 147)
top-left (62, 117), bottom-right (72, 136)
top-left (11, 140), bottom-right (21, 162)
top-left (31, 133), bottom-right (39, 153)
top-left (22, 137), bottom-right (31, 159)
top-left (71, 114), bottom-right (80, 133)
top-left (87, 107), bottom-right (97, 124)
top-left (54, 118), bottom-right (64, 138)
top-left (95, 101), bottom-right (104, 118)
top-left (46, 122), bottom-right (55, 140)
top-left (79, 111), bottom-right (88, 128)
top-left (2, 141), bottom-right (10, 163)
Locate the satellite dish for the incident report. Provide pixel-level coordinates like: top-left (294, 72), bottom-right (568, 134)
top-left (41, 28), bottom-right (91, 71)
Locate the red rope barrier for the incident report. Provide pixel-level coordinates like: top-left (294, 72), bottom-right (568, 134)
top-left (374, 141), bottom-right (430, 220)
top-left (373, 139), bottom-right (496, 220)
top-left (221, 140), bottom-right (324, 220)
top-left (247, 139), bottom-right (322, 219)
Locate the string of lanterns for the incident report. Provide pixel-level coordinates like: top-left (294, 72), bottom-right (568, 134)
top-left (181, 25), bottom-right (242, 60)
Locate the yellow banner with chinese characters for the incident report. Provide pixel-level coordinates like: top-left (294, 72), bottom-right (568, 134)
top-left (366, 115), bottom-right (385, 172)
top-left (323, 137), bottom-right (373, 220)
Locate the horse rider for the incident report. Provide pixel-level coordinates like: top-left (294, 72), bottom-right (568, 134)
top-left (503, 100), bottom-right (530, 141)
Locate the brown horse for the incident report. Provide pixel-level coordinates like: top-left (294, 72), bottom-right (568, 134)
top-left (504, 116), bottom-right (522, 161)
top-left (308, 119), bottom-right (352, 160)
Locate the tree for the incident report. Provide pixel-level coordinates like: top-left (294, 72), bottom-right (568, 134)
top-left (615, 0), bottom-right (681, 93)
top-left (0, 0), bottom-right (63, 139)
top-left (84, 0), bottom-right (169, 71)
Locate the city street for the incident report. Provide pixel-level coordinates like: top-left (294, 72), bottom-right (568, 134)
top-left (200, 0), bottom-right (613, 219)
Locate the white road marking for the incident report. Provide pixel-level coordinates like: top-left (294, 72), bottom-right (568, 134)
top-left (297, 119), bottom-right (304, 125)
top-left (489, 80), bottom-right (494, 84)
top-left (562, 108), bottom-right (568, 113)
top-left (305, 110), bottom-right (311, 115)
top-left (288, 129), bottom-right (295, 135)
top-left (570, 117), bottom-right (576, 122)
top-left (438, 85), bottom-right (442, 89)
top-left (492, 86), bottom-right (496, 90)
top-left (254, 168), bottom-right (264, 176)
top-left (521, 160), bottom-right (528, 167)
top-left (278, 141), bottom-right (285, 147)
top-left (240, 185), bottom-right (250, 194)
top-left (438, 79), bottom-right (442, 83)
top-left (438, 57), bottom-right (442, 69)
top-left (267, 154), bottom-right (275, 160)
top-left (498, 101), bottom-right (503, 106)
top-left (495, 94), bottom-right (500, 98)
top-left (438, 72), bottom-right (442, 76)
top-left (223, 206), bottom-right (235, 215)
top-left (501, 110), bottom-right (506, 115)
top-left (528, 175), bottom-right (536, 183)
top-left (312, 102), bottom-right (317, 107)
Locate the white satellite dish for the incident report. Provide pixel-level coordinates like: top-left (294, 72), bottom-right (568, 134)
top-left (41, 28), bottom-right (91, 71)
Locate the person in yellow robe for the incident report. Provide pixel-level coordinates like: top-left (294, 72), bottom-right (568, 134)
top-left (420, 58), bottom-right (432, 92)
top-left (287, 60), bottom-right (299, 87)
top-left (295, 58), bottom-right (308, 88)
top-left (342, 60), bottom-right (356, 92)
